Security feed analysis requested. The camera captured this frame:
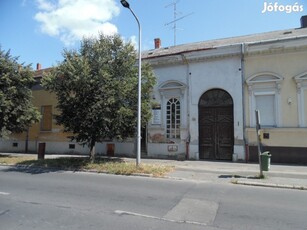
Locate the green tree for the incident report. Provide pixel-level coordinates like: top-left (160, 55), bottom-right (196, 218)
top-left (0, 48), bottom-right (40, 138)
top-left (43, 34), bottom-right (156, 162)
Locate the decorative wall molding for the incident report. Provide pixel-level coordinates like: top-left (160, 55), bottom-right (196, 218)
top-left (294, 72), bottom-right (307, 127)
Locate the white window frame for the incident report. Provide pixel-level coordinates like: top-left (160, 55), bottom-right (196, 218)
top-left (166, 98), bottom-right (181, 139)
top-left (253, 91), bottom-right (276, 127)
top-left (159, 81), bottom-right (186, 140)
top-left (294, 72), bottom-right (307, 127)
top-left (246, 72), bottom-right (283, 127)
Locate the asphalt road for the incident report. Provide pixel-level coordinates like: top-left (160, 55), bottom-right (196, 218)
top-left (1, 166), bottom-right (307, 230)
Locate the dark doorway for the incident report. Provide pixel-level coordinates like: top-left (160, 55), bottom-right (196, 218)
top-left (199, 89), bottom-right (234, 160)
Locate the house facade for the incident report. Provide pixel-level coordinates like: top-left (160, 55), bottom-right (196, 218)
top-left (1, 17), bottom-right (307, 164)
top-left (142, 18), bottom-right (307, 164)
top-left (144, 42), bottom-right (244, 161)
top-left (0, 66), bottom-right (129, 155)
top-left (244, 32), bottom-right (307, 164)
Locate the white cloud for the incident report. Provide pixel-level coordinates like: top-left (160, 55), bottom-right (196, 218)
top-left (129, 35), bottom-right (137, 48)
top-left (34, 0), bottom-right (120, 46)
top-left (36, 0), bottom-right (55, 11)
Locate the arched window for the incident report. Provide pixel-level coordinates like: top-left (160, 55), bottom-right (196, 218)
top-left (158, 80), bottom-right (186, 139)
top-left (166, 98), bottom-right (180, 139)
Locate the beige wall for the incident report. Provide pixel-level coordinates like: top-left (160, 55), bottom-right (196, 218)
top-left (28, 90), bottom-right (70, 142)
top-left (245, 50), bottom-right (307, 127)
top-left (247, 128), bottom-right (307, 147)
top-left (244, 41), bottom-right (307, 148)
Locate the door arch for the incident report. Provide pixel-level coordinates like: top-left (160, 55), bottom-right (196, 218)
top-left (198, 89), bottom-right (234, 160)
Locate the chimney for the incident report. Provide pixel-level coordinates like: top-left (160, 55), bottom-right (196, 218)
top-left (36, 63), bottom-right (41, 70)
top-left (301, 15), bottom-right (307, 28)
top-left (154, 38), bottom-right (161, 49)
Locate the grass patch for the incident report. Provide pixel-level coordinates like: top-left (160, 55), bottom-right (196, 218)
top-left (86, 160), bottom-right (173, 177)
top-left (0, 155), bottom-right (174, 177)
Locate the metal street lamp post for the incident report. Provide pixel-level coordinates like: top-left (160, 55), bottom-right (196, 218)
top-left (120, 0), bottom-right (142, 167)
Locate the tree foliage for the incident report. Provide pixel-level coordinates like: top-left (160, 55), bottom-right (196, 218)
top-left (42, 34), bottom-right (156, 161)
top-left (0, 48), bottom-right (40, 138)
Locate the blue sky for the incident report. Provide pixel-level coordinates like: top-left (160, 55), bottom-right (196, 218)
top-left (0, 0), bottom-right (306, 69)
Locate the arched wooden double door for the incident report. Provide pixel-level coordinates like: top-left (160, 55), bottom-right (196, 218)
top-left (199, 89), bottom-right (234, 160)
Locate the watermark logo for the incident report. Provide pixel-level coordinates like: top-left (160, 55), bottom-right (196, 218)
top-left (262, 2), bottom-right (304, 13)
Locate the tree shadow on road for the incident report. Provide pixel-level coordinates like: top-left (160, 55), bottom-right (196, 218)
top-left (2, 165), bottom-right (65, 174)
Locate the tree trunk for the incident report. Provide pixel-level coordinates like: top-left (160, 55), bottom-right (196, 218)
top-left (89, 138), bottom-right (96, 163)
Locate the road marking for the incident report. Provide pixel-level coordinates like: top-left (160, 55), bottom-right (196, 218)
top-left (164, 198), bottom-right (218, 225)
top-left (0, 192), bottom-right (10, 196)
top-left (114, 210), bottom-right (207, 226)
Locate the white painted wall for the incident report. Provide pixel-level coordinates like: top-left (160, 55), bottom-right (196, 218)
top-left (146, 45), bottom-right (245, 160)
top-left (188, 55), bottom-right (245, 160)
top-left (147, 63), bottom-right (190, 158)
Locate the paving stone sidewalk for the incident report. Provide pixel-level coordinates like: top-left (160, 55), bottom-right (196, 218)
top-left (136, 158), bottom-right (307, 190)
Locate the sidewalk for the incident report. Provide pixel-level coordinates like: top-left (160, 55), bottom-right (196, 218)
top-left (133, 158), bottom-right (307, 190)
top-left (1, 153), bottom-right (307, 190)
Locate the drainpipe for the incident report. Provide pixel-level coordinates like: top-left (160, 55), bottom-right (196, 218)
top-left (241, 43), bottom-right (248, 162)
top-left (180, 53), bottom-right (191, 160)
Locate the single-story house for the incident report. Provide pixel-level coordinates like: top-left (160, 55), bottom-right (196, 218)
top-left (1, 16), bottom-right (307, 164)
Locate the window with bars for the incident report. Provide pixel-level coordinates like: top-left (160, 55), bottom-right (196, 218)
top-left (166, 98), bottom-right (180, 139)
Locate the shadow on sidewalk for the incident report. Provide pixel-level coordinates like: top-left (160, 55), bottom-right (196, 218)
top-left (219, 174), bottom-right (261, 180)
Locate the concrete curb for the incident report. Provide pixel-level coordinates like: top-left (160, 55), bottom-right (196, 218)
top-left (131, 173), bottom-right (153, 177)
top-left (233, 180), bottom-right (307, 191)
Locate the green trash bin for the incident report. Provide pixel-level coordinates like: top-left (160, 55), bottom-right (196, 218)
top-left (260, 151), bottom-right (271, 171)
